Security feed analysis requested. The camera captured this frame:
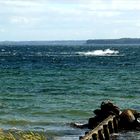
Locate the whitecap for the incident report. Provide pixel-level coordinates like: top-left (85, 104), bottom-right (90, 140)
top-left (77, 49), bottom-right (119, 56)
top-left (1, 49), bottom-right (5, 52)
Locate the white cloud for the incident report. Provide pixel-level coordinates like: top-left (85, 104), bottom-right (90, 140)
top-left (10, 16), bottom-right (39, 24)
top-left (1, 0), bottom-right (139, 20)
top-left (1, 0), bottom-right (140, 12)
top-left (83, 0), bottom-right (140, 10)
top-left (0, 0), bottom-right (45, 14)
top-left (0, 0), bottom-right (43, 7)
top-left (11, 16), bottom-right (30, 24)
top-left (93, 11), bottom-right (121, 18)
top-left (111, 0), bottom-right (140, 10)
top-left (0, 0), bottom-right (140, 40)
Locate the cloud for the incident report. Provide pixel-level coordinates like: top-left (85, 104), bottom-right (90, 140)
top-left (1, 0), bottom-right (139, 19)
top-left (111, 0), bottom-right (140, 10)
top-left (81, 0), bottom-right (140, 11)
top-left (0, 0), bottom-right (45, 15)
top-left (11, 16), bottom-right (39, 23)
top-left (1, 0), bottom-right (140, 12)
top-left (10, 16), bottom-right (30, 24)
top-left (0, 0), bottom-right (42, 7)
top-left (0, 0), bottom-right (140, 40)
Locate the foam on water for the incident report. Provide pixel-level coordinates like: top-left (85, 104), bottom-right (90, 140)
top-left (78, 49), bottom-right (119, 56)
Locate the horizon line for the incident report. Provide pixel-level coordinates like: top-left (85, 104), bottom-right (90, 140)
top-left (0, 37), bottom-right (140, 42)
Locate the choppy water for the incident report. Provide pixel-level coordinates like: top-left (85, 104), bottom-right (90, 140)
top-left (0, 44), bottom-right (140, 139)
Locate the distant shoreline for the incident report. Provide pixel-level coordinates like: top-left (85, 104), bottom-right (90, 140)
top-left (1, 38), bottom-right (140, 46)
top-left (87, 38), bottom-right (140, 44)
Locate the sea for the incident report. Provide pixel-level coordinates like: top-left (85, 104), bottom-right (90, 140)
top-left (0, 42), bottom-right (139, 140)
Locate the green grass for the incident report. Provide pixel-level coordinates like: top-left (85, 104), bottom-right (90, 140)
top-left (0, 129), bottom-right (47, 140)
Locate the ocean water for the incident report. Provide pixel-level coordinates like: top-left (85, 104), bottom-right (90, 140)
top-left (0, 43), bottom-right (139, 140)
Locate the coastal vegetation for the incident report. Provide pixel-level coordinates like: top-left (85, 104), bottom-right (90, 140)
top-left (0, 129), bottom-right (47, 140)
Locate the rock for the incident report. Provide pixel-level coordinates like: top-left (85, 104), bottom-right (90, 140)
top-left (70, 101), bottom-right (140, 131)
top-left (93, 109), bottom-right (102, 116)
top-left (129, 109), bottom-right (140, 118)
top-left (88, 116), bottom-right (102, 129)
top-left (100, 101), bottom-right (120, 116)
top-left (119, 109), bottom-right (136, 129)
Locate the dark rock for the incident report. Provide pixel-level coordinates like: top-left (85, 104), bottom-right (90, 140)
top-left (71, 101), bottom-right (140, 131)
top-left (88, 116), bottom-right (102, 129)
top-left (101, 101), bottom-right (120, 116)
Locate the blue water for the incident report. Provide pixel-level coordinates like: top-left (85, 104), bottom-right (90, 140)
top-left (0, 43), bottom-right (140, 139)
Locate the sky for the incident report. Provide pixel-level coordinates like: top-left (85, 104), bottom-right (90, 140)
top-left (0, 0), bottom-right (140, 41)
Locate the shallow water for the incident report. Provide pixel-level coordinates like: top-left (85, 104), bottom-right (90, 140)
top-left (0, 44), bottom-right (139, 139)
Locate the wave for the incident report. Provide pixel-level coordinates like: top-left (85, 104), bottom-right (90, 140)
top-left (0, 49), bottom-right (121, 58)
top-left (77, 49), bottom-right (119, 56)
